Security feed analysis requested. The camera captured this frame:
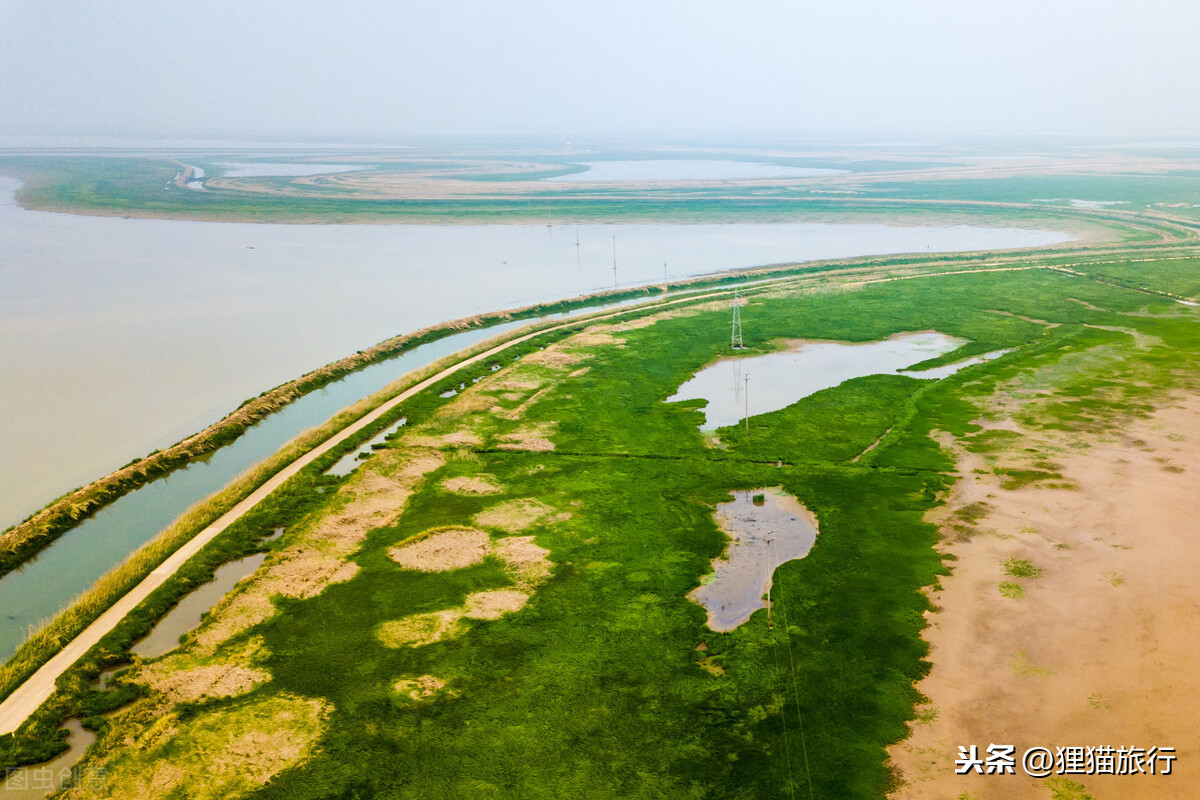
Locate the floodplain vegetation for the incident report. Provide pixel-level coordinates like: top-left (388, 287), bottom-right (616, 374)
top-left (3, 250), bottom-right (1195, 799)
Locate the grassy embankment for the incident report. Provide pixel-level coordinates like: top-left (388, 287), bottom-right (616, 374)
top-left (8, 217), bottom-right (1172, 581)
top-left (22, 259), bottom-right (1198, 798)
top-left (1, 281), bottom-right (725, 578)
top-left (0, 275), bottom-right (817, 767)
top-left (2, 246), bottom-right (1118, 745)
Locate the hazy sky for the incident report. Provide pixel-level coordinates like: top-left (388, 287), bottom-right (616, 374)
top-left (3, 0), bottom-right (1200, 140)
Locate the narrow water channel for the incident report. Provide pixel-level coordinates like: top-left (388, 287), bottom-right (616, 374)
top-left (0, 719), bottom-right (96, 798)
top-left (0, 304), bottom-right (619, 660)
top-left (130, 550), bottom-right (270, 660)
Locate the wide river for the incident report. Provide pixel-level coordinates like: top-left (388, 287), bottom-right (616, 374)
top-left (0, 175), bottom-right (1072, 527)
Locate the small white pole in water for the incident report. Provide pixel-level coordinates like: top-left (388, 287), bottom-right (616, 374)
top-left (612, 235), bottom-right (617, 289)
top-left (744, 374), bottom-right (750, 433)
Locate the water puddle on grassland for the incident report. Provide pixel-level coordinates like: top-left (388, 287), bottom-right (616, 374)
top-left (325, 418), bottom-right (407, 477)
top-left (690, 487), bottom-right (819, 631)
top-left (130, 528), bottom-right (282, 660)
top-left (668, 331), bottom-right (1008, 430)
top-left (0, 718), bottom-right (96, 797)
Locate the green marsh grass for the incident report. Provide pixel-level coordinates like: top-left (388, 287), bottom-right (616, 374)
top-left (5, 253), bottom-right (1200, 796)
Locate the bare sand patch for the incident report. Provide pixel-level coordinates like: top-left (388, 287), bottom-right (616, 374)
top-left (568, 331), bottom-right (625, 347)
top-left (388, 528), bottom-right (490, 572)
top-left (568, 367), bottom-right (591, 378)
top-left (492, 386), bottom-right (553, 421)
top-left (438, 392), bottom-right (495, 418)
top-left (494, 536), bottom-right (552, 588)
top-left (260, 553), bottom-right (359, 599)
top-left (191, 449), bottom-right (445, 655)
top-left (406, 430), bottom-right (483, 448)
top-left (888, 396), bottom-right (1200, 799)
top-left (378, 585), bottom-right (536, 648)
top-left (378, 610), bottom-right (463, 648)
top-left (521, 347), bottom-right (592, 369)
top-left (441, 475), bottom-right (503, 495)
top-left (143, 665), bottom-right (271, 704)
top-left (463, 590), bottom-right (529, 620)
top-left (489, 379), bottom-right (543, 391)
top-left (67, 694), bottom-right (329, 800)
top-left (395, 451), bottom-right (447, 481)
top-left (193, 594), bottom-right (276, 655)
top-left (393, 675), bottom-right (454, 702)
top-left (496, 422), bottom-right (557, 452)
top-left (474, 498), bottom-right (559, 532)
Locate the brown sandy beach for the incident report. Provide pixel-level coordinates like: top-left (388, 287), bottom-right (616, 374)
top-left (888, 395), bottom-right (1200, 799)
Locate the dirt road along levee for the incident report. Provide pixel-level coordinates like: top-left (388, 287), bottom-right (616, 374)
top-left (0, 283), bottom-right (758, 736)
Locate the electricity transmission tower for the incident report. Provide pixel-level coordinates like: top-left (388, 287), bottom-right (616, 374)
top-left (731, 289), bottom-right (744, 349)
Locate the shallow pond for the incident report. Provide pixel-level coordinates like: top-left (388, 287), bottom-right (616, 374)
top-left (668, 331), bottom-right (982, 430)
top-left (689, 487), bottom-right (818, 631)
top-left (130, 549), bottom-right (270, 660)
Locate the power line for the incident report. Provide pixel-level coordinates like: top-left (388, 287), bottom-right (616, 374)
top-left (766, 599), bottom-right (800, 800)
top-left (770, 535), bottom-right (817, 800)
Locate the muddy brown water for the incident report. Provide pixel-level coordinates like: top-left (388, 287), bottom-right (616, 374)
top-left (130, 549), bottom-right (270, 660)
top-left (0, 719), bottom-right (96, 797)
top-left (689, 487), bottom-right (819, 631)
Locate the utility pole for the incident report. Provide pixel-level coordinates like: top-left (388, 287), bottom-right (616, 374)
top-left (612, 235), bottom-right (617, 289)
top-left (663, 260), bottom-right (668, 285)
top-left (744, 374), bottom-right (750, 434)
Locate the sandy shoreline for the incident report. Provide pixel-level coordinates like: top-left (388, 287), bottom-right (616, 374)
top-left (888, 395), bottom-right (1200, 798)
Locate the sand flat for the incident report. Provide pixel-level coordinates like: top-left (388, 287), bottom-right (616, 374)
top-left (888, 396), bottom-right (1200, 799)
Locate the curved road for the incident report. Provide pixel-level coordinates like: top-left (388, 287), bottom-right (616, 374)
top-left (5, 250), bottom-right (1192, 735)
top-left (0, 284), bottom-right (751, 735)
